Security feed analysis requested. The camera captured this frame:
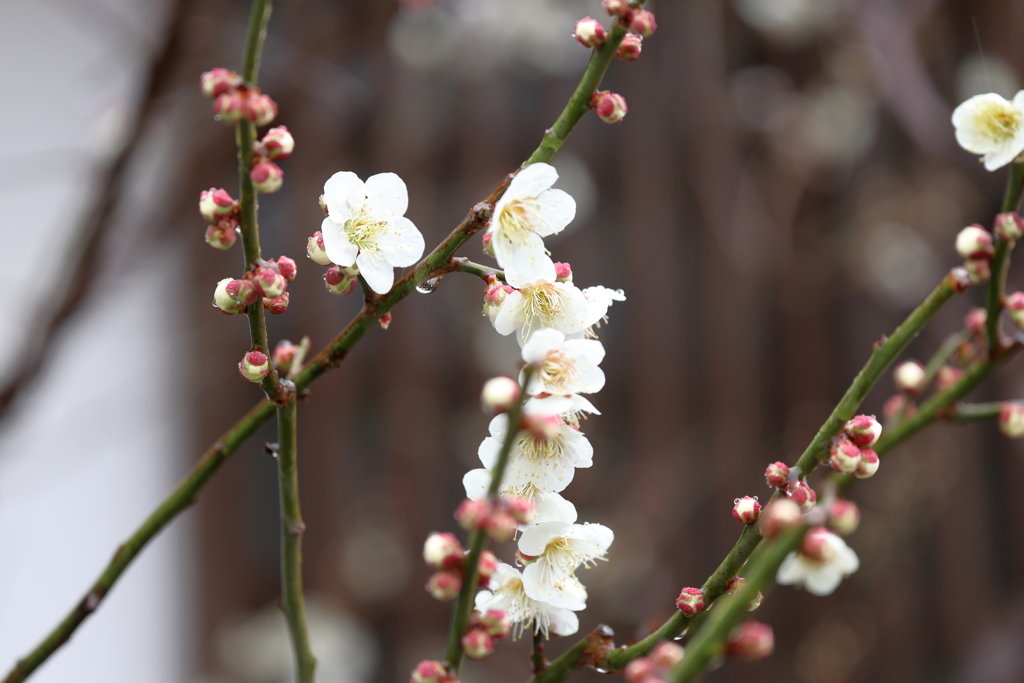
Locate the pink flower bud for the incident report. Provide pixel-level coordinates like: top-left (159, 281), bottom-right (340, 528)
top-left (623, 659), bottom-right (657, 683)
top-left (198, 188), bottom-right (237, 222)
top-left (411, 660), bottom-right (448, 683)
top-left (995, 212), bottom-right (1024, 241)
top-left (955, 224), bottom-right (994, 259)
top-left (760, 498), bottom-right (802, 539)
top-left (999, 402), bottom-right (1024, 438)
top-left (485, 509), bottom-right (518, 544)
top-left (205, 219), bottom-right (238, 250)
top-left (852, 448), bottom-right (879, 479)
top-left (649, 641), bottom-right (684, 668)
top-left (246, 92), bottom-right (278, 127)
top-left (574, 17), bottom-right (607, 48)
top-left (764, 461), bottom-right (790, 488)
top-left (250, 161), bottom-right (284, 193)
top-left (844, 414), bottom-right (882, 447)
top-left (893, 360), bottom-right (926, 395)
top-left (615, 33), bottom-right (643, 61)
top-left (481, 376), bottom-right (520, 414)
top-left (554, 262), bottom-right (573, 282)
top-left (963, 308), bottom-right (987, 337)
top-left (213, 278), bottom-right (246, 315)
top-left (829, 436), bottom-right (862, 474)
top-left (935, 365), bottom-right (964, 392)
top-left (504, 497), bottom-right (535, 525)
top-left (455, 498), bottom-right (491, 531)
top-left (238, 350), bottom-right (270, 383)
top-left (263, 292), bottom-right (290, 314)
top-left (379, 312), bottom-right (393, 330)
top-left (602, 0), bottom-right (632, 18)
top-left (726, 621), bottom-right (774, 661)
top-left (482, 283), bottom-right (513, 322)
top-left (307, 231), bottom-right (332, 266)
top-left (276, 255), bottom-right (298, 282)
top-left (481, 231), bottom-right (496, 257)
top-left (423, 532), bottom-right (464, 570)
top-left (1007, 291), bottom-right (1024, 330)
top-left (883, 393), bottom-right (916, 420)
top-left (828, 498), bottom-right (860, 536)
top-left (629, 10), bottom-right (658, 37)
top-left (200, 68), bottom-right (240, 98)
top-left (732, 496), bottom-right (762, 524)
top-left (524, 413), bottom-right (563, 442)
top-left (477, 550), bottom-right (499, 584)
top-left (226, 278), bottom-right (259, 306)
top-left (675, 587), bottom-right (705, 617)
top-left (253, 266), bottom-right (287, 298)
top-left (324, 265), bottom-right (358, 295)
top-left (800, 527), bottom-right (837, 564)
top-left (272, 340), bottom-right (298, 375)
top-left (213, 92), bottom-right (246, 123)
top-left (261, 125), bottom-right (295, 160)
top-left (426, 570), bottom-right (461, 601)
top-left (477, 609), bottom-right (511, 638)
top-left (965, 257), bottom-right (991, 284)
top-left (592, 90), bottom-right (628, 124)
top-left (461, 628), bottom-right (494, 660)
top-left (786, 480), bottom-right (817, 511)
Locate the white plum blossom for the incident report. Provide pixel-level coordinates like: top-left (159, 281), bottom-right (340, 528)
top-left (487, 163), bottom-right (576, 287)
top-left (475, 563), bottom-right (580, 639)
top-left (462, 470), bottom-right (578, 526)
top-left (582, 286), bottom-right (626, 337)
top-left (952, 91), bottom-right (1024, 171)
top-left (492, 280), bottom-right (599, 346)
top-left (519, 521), bottom-right (613, 608)
top-left (528, 394), bottom-right (601, 428)
top-left (320, 171), bottom-right (425, 294)
top-left (478, 414), bottom-right (593, 494)
top-left (776, 530), bottom-right (860, 596)
top-left (521, 328), bottom-right (606, 397)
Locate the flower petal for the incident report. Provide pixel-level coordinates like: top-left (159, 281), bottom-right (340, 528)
top-left (495, 232), bottom-right (556, 289)
top-left (506, 163), bottom-right (559, 201)
top-left (521, 328), bottom-right (567, 364)
top-left (377, 216), bottom-right (425, 267)
top-left (356, 251), bottom-right (395, 294)
top-left (532, 189), bottom-right (576, 237)
top-left (547, 608), bottom-right (580, 636)
top-left (323, 172), bottom-right (364, 223)
top-left (519, 521), bottom-right (573, 556)
top-left (804, 568), bottom-right (843, 596)
top-left (493, 291), bottom-right (525, 336)
top-left (363, 172), bottom-right (408, 218)
top-left (775, 553), bottom-right (804, 586)
top-left (321, 216), bottom-right (358, 267)
top-left (463, 468), bottom-right (491, 499)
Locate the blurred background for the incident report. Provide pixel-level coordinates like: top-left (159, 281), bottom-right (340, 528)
top-left (3, 0), bottom-right (1024, 681)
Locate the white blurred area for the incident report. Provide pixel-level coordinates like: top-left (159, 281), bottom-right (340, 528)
top-left (0, 1), bottom-right (192, 682)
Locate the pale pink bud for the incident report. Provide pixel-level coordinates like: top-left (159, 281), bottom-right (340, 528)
top-left (629, 10), bottom-right (657, 37)
top-left (477, 609), bottom-right (511, 638)
top-left (554, 262), bottom-right (573, 282)
top-left (426, 570), bottom-right (461, 601)
top-left (261, 125), bottom-right (295, 160)
top-left (238, 350), bottom-right (270, 383)
top-left (966, 257), bottom-right (991, 284)
top-left (883, 393), bottom-right (915, 420)
top-left (318, 194), bottom-right (329, 216)
top-left (649, 641), bottom-right (684, 668)
top-left (963, 308), bottom-right (987, 338)
top-left (477, 550), bottom-right (499, 583)
top-left (675, 587), bottom-right (705, 617)
top-left (602, 0), bottom-right (631, 18)
top-left (999, 402), bottom-right (1024, 438)
top-left (504, 497), bottom-right (535, 525)
top-left (481, 231), bottom-right (495, 257)
top-left (205, 220), bottom-right (238, 250)
top-left (800, 527), bottom-right (837, 564)
top-left (732, 496), bottom-right (762, 524)
top-left (524, 413), bottom-right (563, 442)
top-left (379, 312), bottom-right (393, 330)
top-left (574, 17), bottom-right (607, 48)
top-left (246, 92), bottom-right (278, 127)
top-left (615, 33), bottom-right (643, 61)
top-left (760, 498), bottom-right (802, 539)
top-left (198, 188), bottom-right (237, 222)
top-left (213, 278), bottom-right (246, 315)
top-left (482, 284), bottom-right (512, 322)
top-left (786, 480), bottom-right (817, 511)
top-left (995, 212), bottom-right (1024, 241)
top-left (844, 414), bottom-right (882, 447)
top-left (828, 499), bottom-right (861, 536)
top-left (253, 266), bottom-right (287, 298)
top-left (307, 232), bottom-right (332, 266)
top-left (764, 461), bottom-right (790, 488)
top-left (935, 365), bottom-right (964, 393)
top-left (213, 91), bottom-right (245, 123)
top-left (272, 340), bottom-right (298, 376)
top-left (324, 265), bottom-right (357, 295)
top-left (455, 498), bottom-right (491, 531)
top-left (263, 292), bottom-right (289, 314)
top-left (893, 360), bottom-right (926, 395)
top-left (956, 224), bottom-right (994, 259)
top-left (461, 628), bottom-right (494, 660)
top-left (481, 376), bottom-right (520, 414)
top-left (726, 621), bottom-right (774, 661)
top-left (852, 448), bottom-right (879, 479)
top-left (829, 437), bottom-right (862, 474)
top-left (1007, 291), bottom-right (1024, 330)
top-left (624, 659), bottom-right (657, 683)
top-left (276, 255), bottom-right (298, 282)
top-left (200, 68), bottom-right (239, 98)
top-left (423, 532), bottom-right (464, 570)
top-left (592, 90), bottom-right (628, 124)
top-left (485, 510), bottom-right (518, 544)
top-left (250, 161), bottom-right (284, 193)
top-left (226, 278), bottom-right (259, 306)
top-left (411, 660), bottom-right (448, 683)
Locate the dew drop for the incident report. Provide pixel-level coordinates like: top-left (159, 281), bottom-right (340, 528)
top-left (416, 276), bottom-right (441, 294)
top-left (733, 497), bottom-right (740, 504)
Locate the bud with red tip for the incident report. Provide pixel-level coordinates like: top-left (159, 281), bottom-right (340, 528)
top-left (786, 480), bottom-right (817, 511)
top-left (261, 125), bottom-right (294, 160)
top-left (574, 17), bottom-right (607, 48)
top-left (504, 497), bottom-right (535, 525)
top-left (200, 68), bottom-right (239, 98)
top-left (199, 188), bottom-right (237, 222)
top-left (251, 161), bottom-right (284, 193)
top-left (481, 231), bottom-right (495, 257)
top-left (893, 360), bottom-right (926, 395)
top-left (246, 92), bottom-right (278, 127)
top-left (883, 394), bottom-right (916, 420)
top-left (410, 660), bottom-right (453, 683)
top-left (238, 350), bottom-right (270, 382)
top-left (760, 498), bottom-right (802, 539)
top-left (456, 498), bottom-right (491, 531)
top-left (964, 308), bottom-right (987, 337)
top-left (1007, 291), bottom-right (1024, 330)
top-left (461, 628), bottom-right (494, 660)
top-left (213, 278), bottom-right (246, 315)
top-left (999, 402), bottom-right (1024, 438)
top-left (956, 224), bottom-right (995, 260)
top-left (629, 10), bottom-right (657, 37)
top-left (623, 658), bottom-right (657, 683)
top-left (732, 496), bottom-right (762, 524)
top-left (481, 376), bottom-right (520, 414)
top-left (995, 212), bottom-right (1024, 241)
top-left (213, 92), bottom-right (246, 123)
top-left (852, 448), bottom-right (879, 479)
top-left (844, 414), bottom-right (881, 447)
top-left (206, 219), bottom-right (239, 249)
top-left (476, 609), bottom-right (511, 639)
top-left (675, 587), bottom-right (705, 617)
top-left (276, 255), bottom-right (298, 282)
top-left (226, 278), bottom-right (259, 306)
top-left (424, 532), bottom-right (464, 570)
top-left (324, 265), bottom-right (358, 295)
top-left (524, 413), bottom-right (563, 442)
top-left (379, 312), bottom-right (393, 330)
top-left (477, 550), bottom-right (498, 583)
top-left (307, 232), bottom-right (332, 265)
top-left (253, 265), bottom-right (287, 298)
top-left (273, 340), bottom-right (299, 376)
top-left (426, 570), bottom-right (461, 601)
top-left (484, 509), bottom-right (518, 544)
top-left (965, 257), bottom-right (991, 285)
top-left (592, 90), bottom-right (628, 124)
top-left (602, 0), bottom-right (631, 18)
top-left (935, 365), bottom-right (964, 392)
top-left (649, 641), bottom-right (684, 668)
top-left (828, 499), bottom-right (860, 535)
top-left (764, 461), bottom-right (790, 488)
top-left (483, 284), bottom-right (513, 322)
top-left (800, 526), bottom-right (837, 563)
top-left (615, 33), bottom-right (643, 61)
top-left (554, 262), bottom-right (573, 282)
top-left (829, 436), bottom-right (862, 474)
top-left (263, 292), bottom-right (290, 314)
top-left (726, 621), bottom-right (774, 661)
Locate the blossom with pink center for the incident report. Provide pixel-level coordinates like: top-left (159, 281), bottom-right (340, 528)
top-left (776, 529), bottom-right (859, 595)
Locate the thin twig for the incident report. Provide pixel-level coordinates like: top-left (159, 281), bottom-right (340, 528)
top-left (984, 161), bottom-right (1024, 354)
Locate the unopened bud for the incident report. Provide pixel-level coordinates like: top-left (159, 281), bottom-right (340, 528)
top-left (324, 265), bottom-right (357, 295)
top-left (379, 312), bottom-right (393, 330)
top-left (844, 415), bottom-right (882, 447)
top-left (481, 231), bottom-right (496, 257)
top-left (426, 571), bottom-right (461, 601)
top-left (213, 278), bottom-right (246, 315)
top-left (477, 550), bottom-right (499, 582)
top-left (205, 219), bottom-right (238, 249)
top-left (554, 262), bottom-right (573, 282)
top-left (261, 125), bottom-right (294, 160)
top-left (893, 360), bottom-right (926, 395)
top-left (199, 188), bottom-right (237, 222)
top-left (965, 257), bottom-right (991, 285)
top-left (602, 0), bottom-right (631, 18)
top-left (786, 480), bottom-right (817, 511)
top-left (726, 621), bottom-right (774, 661)
top-left (476, 609), bottom-right (511, 639)
top-left (200, 68), bottom-right (239, 98)
top-left (307, 232), bottom-right (332, 266)
top-left (852, 448), bottom-right (879, 479)
top-left (461, 628), bottom-right (494, 661)
top-left (226, 278), bottom-right (259, 306)
top-left (883, 393), bottom-right (916, 420)
top-left (272, 340), bottom-right (299, 376)
top-left (246, 92), bottom-right (278, 127)
top-left (483, 284), bottom-right (512, 322)
top-left (995, 212), bottom-right (1024, 241)
top-left (955, 224), bottom-right (994, 260)
top-left (615, 33), bottom-right (643, 61)
top-left (760, 498), bottom-right (802, 539)
top-left (629, 10), bottom-right (658, 37)
top-left (675, 587), bottom-right (705, 617)
top-left (623, 659), bottom-right (657, 683)
top-left (1007, 291), bottom-right (1024, 330)
top-left (423, 532), bottom-right (464, 570)
top-left (828, 499), bottom-right (860, 536)
top-left (251, 161), bottom-right (284, 193)
top-left (800, 527), bottom-right (837, 564)
top-left (935, 365), bottom-right (964, 392)
top-left (504, 497), bottom-right (535, 525)
top-left (524, 413), bottom-right (563, 442)
top-left (238, 350), bottom-right (269, 383)
top-left (455, 498), bottom-right (491, 531)
top-left (999, 402), bottom-right (1024, 438)
top-left (965, 308), bottom-right (987, 336)
top-left (485, 510), bottom-right (518, 544)
top-left (481, 376), bottom-right (520, 414)
top-left (764, 461), bottom-right (790, 488)
top-left (828, 437), bottom-right (862, 474)
top-left (649, 641), bottom-right (684, 668)
top-left (732, 496), bottom-right (762, 524)
top-left (253, 266), bottom-right (287, 298)
top-left (213, 91), bottom-right (245, 123)
top-left (263, 292), bottom-right (290, 314)
top-left (276, 255), bottom-right (298, 282)
top-left (592, 90), bottom-right (628, 124)
top-left (411, 660), bottom-right (448, 683)
top-left (574, 17), bottom-right (607, 48)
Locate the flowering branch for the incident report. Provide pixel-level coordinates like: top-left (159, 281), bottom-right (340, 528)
top-left (451, 258), bottom-right (505, 282)
top-left (984, 161), bottom-right (1024, 353)
top-left (952, 401), bottom-right (1020, 420)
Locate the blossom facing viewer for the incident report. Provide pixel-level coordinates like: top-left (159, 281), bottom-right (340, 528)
top-left (475, 563), bottom-right (580, 639)
top-left (520, 328), bottom-right (606, 397)
top-left (320, 171), bottom-right (425, 294)
top-left (952, 91), bottom-right (1024, 171)
top-left (776, 528), bottom-right (859, 596)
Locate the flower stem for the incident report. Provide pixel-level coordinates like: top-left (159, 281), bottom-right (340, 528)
top-left (452, 258), bottom-right (505, 282)
top-left (984, 161), bottom-right (1024, 353)
top-left (532, 632), bottom-right (548, 676)
top-left (952, 401), bottom-right (1015, 421)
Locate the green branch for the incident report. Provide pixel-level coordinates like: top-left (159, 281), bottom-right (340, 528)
top-left (984, 161), bottom-right (1024, 353)
top-left (952, 400), bottom-right (1018, 421)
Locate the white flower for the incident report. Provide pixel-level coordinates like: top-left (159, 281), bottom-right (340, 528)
top-left (320, 171), bottom-right (425, 294)
top-left (477, 414), bottom-right (593, 494)
top-left (952, 91), bottom-right (1024, 171)
top-left (462, 471), bottom-right (578, 526)
top-left (527, 394), bottom-right (601, 428)
top-left (492, 280), bottom-right (599, 346)
top-left (519, 521), bottom-right (613, 608)
top-left (488, 163), bottom-right (576, 287)
top-left (581, 286), bottom-right (626, 337)
top-left (776, 530), bottom-right (859, 596)
top-left (475, 563), bottom-right (580, 639)
top-left (520, 328), bottom-right (605, 397)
